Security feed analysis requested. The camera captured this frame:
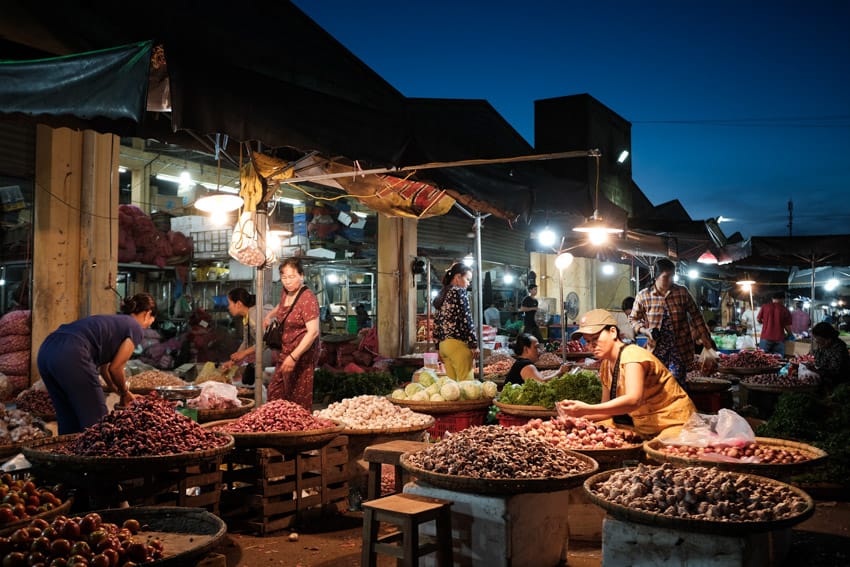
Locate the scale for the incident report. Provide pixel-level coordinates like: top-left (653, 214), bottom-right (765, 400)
top-left (155, 385), bottom-right (202, 421)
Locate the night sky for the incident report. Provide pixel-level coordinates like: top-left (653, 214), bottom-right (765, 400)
top-left (293, 0), bottom-right (850, 239)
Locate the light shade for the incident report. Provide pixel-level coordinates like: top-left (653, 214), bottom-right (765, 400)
top-left (617, 150), bottom-right (629, 164)
top-left (573, 213), bottom-right (623, 245)
top-left (194, 194), bottom-right (244, 213)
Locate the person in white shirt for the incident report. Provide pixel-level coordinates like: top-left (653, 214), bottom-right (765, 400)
top-left (740, 305), bottom-right (762, 339)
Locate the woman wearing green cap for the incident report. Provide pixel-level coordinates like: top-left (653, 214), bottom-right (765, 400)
top-left (556, 308), bottom-right (695, 437)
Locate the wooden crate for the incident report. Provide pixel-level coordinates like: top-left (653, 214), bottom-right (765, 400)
top-left (118, 458), bottom-right (224, 513)
top-left (221, 435), bottom-right (349, 535)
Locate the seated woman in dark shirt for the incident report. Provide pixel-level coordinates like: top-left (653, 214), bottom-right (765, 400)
top-left (808, 322), bottom-right (850, 388)
top-left (504, 333), bottom-right (569, 385)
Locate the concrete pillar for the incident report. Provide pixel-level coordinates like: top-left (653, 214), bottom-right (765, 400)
top-left (32, 126), bottom-right (120, 382)
top-left (376, 215), bottom-right (417, 357)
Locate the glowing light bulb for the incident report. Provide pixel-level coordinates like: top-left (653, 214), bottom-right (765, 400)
top-left (588, 229), bottom-right (607, 246)
top-left (538, 227), bottom-right (557, 247)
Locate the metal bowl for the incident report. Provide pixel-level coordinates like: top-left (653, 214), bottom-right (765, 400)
top-left (155, 385), bottom-right (202, 401)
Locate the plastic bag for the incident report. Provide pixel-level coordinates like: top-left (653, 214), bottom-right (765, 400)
top-left (697, 348), bottom-right (719, 375)
top-left (228, 211), bottom-right (277, 267)
top-left (187, 381), bottom-right (240, 410)
top-left (736, 335), bottom-right (756, 350)
top-left (659, 409), bottom-right (755, 448)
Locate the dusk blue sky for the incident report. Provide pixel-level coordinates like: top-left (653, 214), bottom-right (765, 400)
top-left (293, 0), bottom-right (850, 239)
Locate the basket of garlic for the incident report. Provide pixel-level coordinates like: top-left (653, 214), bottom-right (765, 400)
top-left (313, 395), bottom-right (435, 435)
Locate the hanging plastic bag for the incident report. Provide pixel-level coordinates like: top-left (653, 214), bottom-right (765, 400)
top-left (229, 211), bottom-right (277, 267)
top-left (736, 335), bottom-right (756, 350)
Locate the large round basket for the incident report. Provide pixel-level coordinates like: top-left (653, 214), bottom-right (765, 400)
top-left (493, 400), bottom-right (557, 418)
top-left (0, 497), bottom-right (73, 536)
top-left (202, 419), bottom-right (344, 449)
top-left (686, 376), bottom-right (732, 393)
top-left (572, 442), bottom-right (646, 470)
top-left (21, 433), bottom-right (235, 474)
top-left (643, 436), bottom-right (827, 478)
top-left (91, 506), bottom-right (226, 566)
top-left (196, 397), bottom-right (255, 423)
top-left (388, 397), bottom-right (493, 415)
top-left (399, 451), bottom-right (598, 494)
top-left (718, 366), bottom-right (781, 377)
top-left (738, 382), bottom-right (819, 394)
top-left (583, 468), bottom-right (815, 535)
top-left (339, 416), bottom-right (435, 436)
top-left (563, 351), bottom-right (594, 359)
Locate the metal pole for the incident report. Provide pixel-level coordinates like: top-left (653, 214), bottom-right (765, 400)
top-left (810, 255), bottom-right (816, 325)
top-left (559, 269), bottom-right (566, 360)
top-left (474, 213), bottom-right (485, 376)
top-left (425, 258), bottom-right (432, 351)
top-left (255, 209), bottom-right (267, 408)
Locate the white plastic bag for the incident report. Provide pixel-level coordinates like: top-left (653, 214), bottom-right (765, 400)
top-left (736, 335), bottom-right (756, 350)
top-left (229, 211), bottom-right (277, 267)
top-left (659, 409), bottom-right (755, 447)
top-left (187, 381), bottom-right (241, 410)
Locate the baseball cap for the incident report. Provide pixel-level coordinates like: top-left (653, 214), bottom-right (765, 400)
top-left (571, 309), bottom-right (618, 340)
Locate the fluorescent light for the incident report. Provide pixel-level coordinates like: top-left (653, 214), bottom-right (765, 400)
top-left (326, 273), bottom-right (339, 284)
top-left (825, 278), bottom-right (839, 292)
top-left (352, 211), bottom-right (368, 218)
top-left (194, 194), bottom-right (244, 213)
top-left (278, 197), bottom-right (303, 206)
top-left (572, 214), bottom-right (623, 245)
top-left (179, 170), bottom-right (192, 185)
top-left (617, 150), bottom-right (629, 164)
top-left (155, 174), bottom-right (240, 193)
top-left (118, 166), bottom-right (128, 173)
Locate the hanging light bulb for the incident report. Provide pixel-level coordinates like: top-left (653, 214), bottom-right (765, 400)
top-left (688, 269), bottom-right (699, 279)
top-left (503, 272), bottom-right (514, 285)
top-left (601, 263), bottom-right (615, 276)
top-left (538, 226), bottom-right (557, 247)
top-left (825, 277), bottom-right (839, 292)
top-left (554, 252), bottom-right (574, 271)
top-left (573, 152), bottom-right (624, 244)
top-left (327, 273), bottom-right (339, 284)
top-left (0, 266), bottom-right (5, 286)
top-left (463, 254), bottom-right (474, 267)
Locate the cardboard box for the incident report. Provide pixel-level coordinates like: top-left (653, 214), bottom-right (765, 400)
top-left (785, 340), bottom-right (811, 356)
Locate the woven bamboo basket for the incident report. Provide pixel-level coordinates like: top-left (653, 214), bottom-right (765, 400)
top-left (387, 397), bottom-right (493, 414)
top-left (493, 400), bottom-right (557, 418)
top-left (583, 468), bottom-right (815, 535)
top-left (202, 419), bottom-right (344, 449)
top-left (0, 497), bottom-right (73, 536)
top-left (93, 506), bottom-right (226, 565)
top-left (738, 382), bottom-right (819, 394)
top-left (685, 376), bottom-right (732, 393)
top-left (399, 451), bottom-right (598, 495)
top-left (21, 433), bottom-right (234, 474)
top-left (563, 351), bottom-right (594, 359)
top-left (196, 397), bottom-right (255, 423)
top-left (339, 415), bottom-right (435, 436)
top-left (718, 366), bottom-right (781, 377)
top-left (643, 436), bottom-right (827, 478)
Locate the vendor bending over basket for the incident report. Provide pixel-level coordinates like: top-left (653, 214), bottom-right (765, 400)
top-left (504, 333), bottom-right (570, 385)
top-left (556, 309), bottom-right (695, 438)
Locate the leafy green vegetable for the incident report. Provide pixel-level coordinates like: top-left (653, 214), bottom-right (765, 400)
top-left (313, 369), bottom-right (397, 403)
top-left (497, 370), bottom-right (602, 409)
top-left (756, 384), bottom-right (850, 485)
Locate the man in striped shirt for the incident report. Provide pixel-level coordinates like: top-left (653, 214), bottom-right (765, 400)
top-left (629, 258), bottom-right (716, 389)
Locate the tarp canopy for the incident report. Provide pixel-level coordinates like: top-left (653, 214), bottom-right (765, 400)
top-left (722, 235), bottom-right (850, 268)
top-left (0, 40), bottom-right (152, 135)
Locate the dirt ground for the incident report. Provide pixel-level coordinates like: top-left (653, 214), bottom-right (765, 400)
top-left (209, 497), bottom-right (850, 566)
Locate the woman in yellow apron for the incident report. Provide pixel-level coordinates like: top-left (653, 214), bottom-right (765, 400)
top-left (557, 309), bottom-right (695, 438)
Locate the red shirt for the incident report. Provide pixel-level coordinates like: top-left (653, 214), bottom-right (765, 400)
top-left (757, 302), bottom-right (791, 341)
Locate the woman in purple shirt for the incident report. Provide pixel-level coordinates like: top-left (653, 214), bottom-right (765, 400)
top-left (37, 293), bottom-right (157, 434)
